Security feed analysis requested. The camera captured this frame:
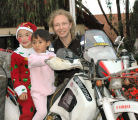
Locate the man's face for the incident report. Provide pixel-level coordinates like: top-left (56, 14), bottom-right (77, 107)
top-left (53, 15), bottom-right (72, 39)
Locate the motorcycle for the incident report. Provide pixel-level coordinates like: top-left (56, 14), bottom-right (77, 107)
top-left (0, 29), bottom-right (138, 120)
top-left (45, 29), bottom-right (138, 120)
top-left (0, 51), bottom-right (8, 120)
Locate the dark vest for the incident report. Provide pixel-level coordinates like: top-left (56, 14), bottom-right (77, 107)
top-left (50, 36), bottom-right (82, 86)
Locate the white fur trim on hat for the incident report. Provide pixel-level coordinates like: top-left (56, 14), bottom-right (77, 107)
top-left (16, 27), bottom-right (33, 38)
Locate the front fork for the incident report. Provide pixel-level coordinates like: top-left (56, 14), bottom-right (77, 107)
top-left (114, 89), bottom-right (137, 120)
top-left (95, 86), bottom-right (116, 120)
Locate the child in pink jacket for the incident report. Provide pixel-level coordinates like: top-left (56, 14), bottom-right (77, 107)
top-left (28, 29), bottom-right (56, 120)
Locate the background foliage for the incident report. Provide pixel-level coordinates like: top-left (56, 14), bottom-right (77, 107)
top-left (0, 0), bottom-right (68, 28)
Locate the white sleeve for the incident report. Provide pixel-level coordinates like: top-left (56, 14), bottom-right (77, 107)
top-left (14, 85), bottom-right (27, 96)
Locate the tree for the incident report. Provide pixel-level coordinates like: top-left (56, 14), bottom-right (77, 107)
top-left (0, 0), bottom-right (65, 28)
top-left (130, 0), bottom-right (138, 37)
top-left (116, 0), bottom-right (124, 37)
top-left (97, 0), bottom-right (119, 35)
top-left (125, 0), bottom-right (130, 38)
top-left (97, 0), bottom-right (137, 52)
top-left (130, 0), bottom-right (138, 60)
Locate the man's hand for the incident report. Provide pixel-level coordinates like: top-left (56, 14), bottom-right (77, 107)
top-left (19, 93), bottom-right (28, 100)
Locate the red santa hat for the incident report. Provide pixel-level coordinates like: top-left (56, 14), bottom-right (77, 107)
top-left (16, 22), bottom-right (37, 38)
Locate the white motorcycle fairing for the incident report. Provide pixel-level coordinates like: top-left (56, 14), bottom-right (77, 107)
top-left (47, 73), bottom-right (97, 120)
top-left (83, 29), bottom-right (117, 64)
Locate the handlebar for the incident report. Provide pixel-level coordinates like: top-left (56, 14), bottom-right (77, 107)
top-left (93, 65), bottom-right (138, 81)
top-left (116, 37), bottom-right (125, 53)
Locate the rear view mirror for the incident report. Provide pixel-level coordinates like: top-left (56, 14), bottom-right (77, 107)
top-left (114, 36), bottom-right (121, 45)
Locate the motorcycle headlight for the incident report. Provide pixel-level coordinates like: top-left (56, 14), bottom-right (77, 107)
top-left (46, 116), bottom-right (53, 120)
top-left (109, 78), bottom-right (122, 89)
top-left (46, 112), bottom-right (62, 120)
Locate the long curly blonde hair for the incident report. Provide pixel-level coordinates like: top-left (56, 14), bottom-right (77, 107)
top-left (48, 9), bottom-right (76, 40)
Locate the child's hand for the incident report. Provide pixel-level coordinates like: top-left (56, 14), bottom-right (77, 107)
top-left (24, 57), bottom-right (28, 61)
top-left (49, 56), bottom-right (54, 60)
top-left (45, 56), bottom-right (55, 63)
top-left (19, 93), bottom-right (28, 100)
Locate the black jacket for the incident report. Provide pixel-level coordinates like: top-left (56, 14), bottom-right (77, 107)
top-left (51, 36), bottom-right (82, 86)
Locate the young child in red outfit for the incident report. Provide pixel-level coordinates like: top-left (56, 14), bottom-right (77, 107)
top-left (10, 22), bottom-right (37, 120)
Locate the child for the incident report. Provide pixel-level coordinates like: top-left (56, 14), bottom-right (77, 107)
top-left (10, 22), bottom-right (37, 120)
top-left (28, 29), bottom-right (56, 120)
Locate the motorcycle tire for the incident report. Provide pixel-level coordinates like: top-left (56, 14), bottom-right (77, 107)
top-left (0, 67), bottom-right (8, 120)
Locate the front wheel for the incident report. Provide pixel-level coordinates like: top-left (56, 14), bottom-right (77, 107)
top-left (45, 112), bottom-right (62, 120)
top-left (96, 111), bottom-right (138, 120)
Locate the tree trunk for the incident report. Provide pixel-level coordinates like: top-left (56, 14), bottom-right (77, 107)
top-left (125, 0), bottom-right (130, 37)
top-left (116, 0), bottom-right (124, 37)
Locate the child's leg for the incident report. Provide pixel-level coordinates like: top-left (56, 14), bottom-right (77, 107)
top-left (32, 93), bottom-right (47, 120)
top-left (18, 94), bottom-right (35, 120)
